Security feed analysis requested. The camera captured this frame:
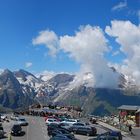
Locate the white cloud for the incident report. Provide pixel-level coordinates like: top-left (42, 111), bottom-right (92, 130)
top-left (32, 20), bottom-right (140, 88)
top-left (25, 62), bottom-right (33, 68)
top-left (106, 20), bottom-right (140, 85)
top-left (60, 25), bottom-right (108, 63)
top-left (112, 0), bottom-right (127, 11)
top-left (32, 30), bottom-right (59, 57)
top-left (32, 25), bottom-right (120, 88)
top-left (63, 26), bottom-right (119, 88)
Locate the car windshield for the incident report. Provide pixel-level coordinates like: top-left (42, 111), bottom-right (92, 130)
top-left (61, 123), bottom-right (69, 126)
top-left (61, 129), bottom-right (69, 134)
top-left (80, 127), bottom-right (91, 130)
top-left (68, 120), bottom-right (76, 122)
top-left (48, 119), bottom-right (56, 122)
top-left (0, 127), bottom-right (3, 130)
top-left (73, 123), bottom-right (84, 126)
top-left (13, 125), bottom-right (21, 130)
top-left (19, 119), bottom-right (26, 121)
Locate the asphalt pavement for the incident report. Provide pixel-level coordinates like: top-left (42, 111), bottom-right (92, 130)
top-left (1, 115), bottom-right (137, 140)
top-left (11, 116), bottom-right (49, 140)
top-left (1, 116), bottom-right (49, 140)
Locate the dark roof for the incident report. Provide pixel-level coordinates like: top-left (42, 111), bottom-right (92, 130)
top-left (118, 105), bottom-right (140, 111)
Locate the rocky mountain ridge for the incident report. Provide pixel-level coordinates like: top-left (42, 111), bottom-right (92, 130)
top-left (0, 68), bottom-right (140, 115)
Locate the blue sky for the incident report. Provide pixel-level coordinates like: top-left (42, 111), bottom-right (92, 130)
top-left (0, 0), bottom-right (140, 74)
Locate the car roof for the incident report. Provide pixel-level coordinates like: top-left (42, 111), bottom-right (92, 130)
top-left (78, 127), bottom-right (91, 130)
top-left (13, 124), bottom-right (21, 126)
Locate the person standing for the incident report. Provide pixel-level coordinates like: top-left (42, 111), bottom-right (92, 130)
top-left (128, 125), bottom-right (133, 135)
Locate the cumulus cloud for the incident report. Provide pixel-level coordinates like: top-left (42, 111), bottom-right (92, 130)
top-left (106, 20), bottom-right (140, 85)
top-left (33, 25), bottom-right (119, 88)
top-left (112, 0), bottom-right (127, 11)
top-left (32, 30), bottom-right (59, 57)
top-left (60, 25), bottom-right (108, 63)
top-left (60, 25), bottom-right (119, 88)
top-left (25, 62), bottom-right (33, 68)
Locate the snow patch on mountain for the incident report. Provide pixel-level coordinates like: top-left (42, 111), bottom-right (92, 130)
top-left (36, 71), bottom-right (56, 81)
top-left (69, 72), bottom-right (94, 88)
top-left (12, 68), bottom-right (139, 104)
top-left (0, 69), bottom-right (4, 75)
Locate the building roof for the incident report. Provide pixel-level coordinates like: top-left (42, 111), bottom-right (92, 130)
top-left (118, 105), bottom-right (140, 111)
top-left (136, 108), bottom-right (140, 113)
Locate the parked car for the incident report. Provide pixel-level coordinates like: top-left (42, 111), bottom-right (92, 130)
top-left (48, 124), bottom-right (71, 136)
top-left (59, 123), bottom-right (71, 130)
top-left (72, 126), bottom-right (97, 136)
top-left (49, 134), bottom-right (73, 140)
top-left (0, 114), bottom-right (7, 121)
top-left (62, 119), bottom-right (80, 125)
top-left (45, 116), bottom-right (60, 122)
top-left (47, 123), bottom-right (61, 134)
top-left (73, 122), bottom-right (86, 126)
top-left (11, 124), bottom-right (22, 136)
top-left (16, 118), bottom-right (28, 126)
top-left (69, 122), bottom-right (87, 132)
top-left (0, 126), bottom-right (5, 138)
top-left (50, 131), bottom-right (77, 140)
top-left (90, 117), bottom-right (97, 124)
top-left (58, 116), bottom-right (68, 122)
top-left (49, 129), bottom-right (74, 137)
top-left (10, 115), bottom-right (19, 120)
top-left (96, 135), bottom-right (120, 140)
top-left (96, 131), bottom-right (122, 140)
top-left (46, 118), bottom-right (60, 125)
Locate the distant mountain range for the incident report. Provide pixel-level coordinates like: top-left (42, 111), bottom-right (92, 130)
top-left (0, 69), bottom-right (140, 115)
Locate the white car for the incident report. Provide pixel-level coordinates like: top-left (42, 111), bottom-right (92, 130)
top-left (45, 118), bottom-right (59, 125)
top-left (16, 118), bottom-right (28, 126)
top-left (0, 114), bottom-right (7, 120)
top-left (10, 115), bottom-right (19, 121)
top-left (61, 119), bottom-right (80, 125)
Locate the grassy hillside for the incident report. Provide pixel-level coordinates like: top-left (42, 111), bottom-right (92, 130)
top-left (57, 87), bottom-right (140, 116)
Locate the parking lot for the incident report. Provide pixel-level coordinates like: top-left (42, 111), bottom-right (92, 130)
top-left (0, 115), bottom-right (110, 140)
